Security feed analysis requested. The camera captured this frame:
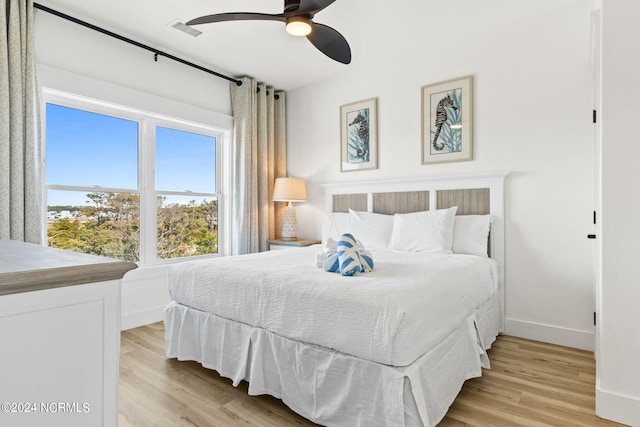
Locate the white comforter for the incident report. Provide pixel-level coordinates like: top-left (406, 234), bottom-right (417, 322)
top-left (168, 247), bottom-right (498, 366)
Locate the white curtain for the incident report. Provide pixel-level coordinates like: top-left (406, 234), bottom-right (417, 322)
top-left (0, 0), bottom-right (42, 243)
top-left (231, 77), bottom-right (286, 254)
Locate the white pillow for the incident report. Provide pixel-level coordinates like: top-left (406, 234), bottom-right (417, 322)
top-left (348, 209), bottom-right (394, 250)
top-left (389, 206), bottom-right (458, 253)
top-left (321, 212), bottom-right (351, 244)
top-left (453, 215), bottom-right (491, 257)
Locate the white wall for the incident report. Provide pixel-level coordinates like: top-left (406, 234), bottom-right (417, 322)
top-left (34, 10), bottom-right (232, 116)
top-left (35, 11), bottom-right (233, 330)
top-left (597, 1), bottom-right (640, 424)
top-left (287, 1), bottom-right (599, 350)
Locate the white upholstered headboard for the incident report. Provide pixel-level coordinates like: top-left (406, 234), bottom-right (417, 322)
top-left (321, 172), bottom-right (509, 319)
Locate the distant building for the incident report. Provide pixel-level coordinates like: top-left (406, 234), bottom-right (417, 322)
top-left (47, 210), bottom-right (83, 220)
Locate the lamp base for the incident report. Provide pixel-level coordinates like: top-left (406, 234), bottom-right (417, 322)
top-left (281, 204), bottom-right (298, 241)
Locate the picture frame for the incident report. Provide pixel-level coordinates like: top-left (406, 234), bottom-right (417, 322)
top-left (340, 97), bottom-right (378, 172)
top-left (421, 76), bottom-right (473, 165)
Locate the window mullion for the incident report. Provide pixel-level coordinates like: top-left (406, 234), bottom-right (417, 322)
top-left (140, 119), bottom-right (158, 265)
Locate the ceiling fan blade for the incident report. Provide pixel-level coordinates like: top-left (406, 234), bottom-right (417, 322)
top-left (187, 13), bottom-right (285, 26)
top-left (296, 0), bottom-right (337, 15)
top-left (306, 22), bottom-right (351, 64)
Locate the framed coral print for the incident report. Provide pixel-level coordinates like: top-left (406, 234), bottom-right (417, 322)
top-left (340, 98), bottom-right (378, 171)
top-left (421, 76), bottom-right (473, 165)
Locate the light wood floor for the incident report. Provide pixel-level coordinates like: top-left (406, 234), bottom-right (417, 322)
top-left (120, 322), bottom-right (625, 427)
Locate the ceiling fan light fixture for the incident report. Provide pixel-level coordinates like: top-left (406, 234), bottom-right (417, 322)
top-left (186, 0), bottom-right (351, 64)
top-left (286, 16), bottom-right (312, 36)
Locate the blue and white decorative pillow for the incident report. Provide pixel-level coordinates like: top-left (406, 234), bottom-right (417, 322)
top-left (337, 233), bottom-right (362, 276)
top-left (321, 233), bottom-right (374, 276)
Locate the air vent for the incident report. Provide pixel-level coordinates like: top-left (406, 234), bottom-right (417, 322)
top-left (169, 19), bottom-right (203, 38)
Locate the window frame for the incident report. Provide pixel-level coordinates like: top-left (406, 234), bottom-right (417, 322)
top-left (42, 89), bottom-right (226, 265)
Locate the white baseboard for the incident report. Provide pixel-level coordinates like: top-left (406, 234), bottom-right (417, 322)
top-left (597, 385), bottom-right (640, 426)
top-left (121, 305), bottom-right (165, 331)
top-left (504, 318), bottom-right (594, 351)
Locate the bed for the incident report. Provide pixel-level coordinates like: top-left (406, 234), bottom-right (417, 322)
top-left (164, 173), bottom-right (508, 427)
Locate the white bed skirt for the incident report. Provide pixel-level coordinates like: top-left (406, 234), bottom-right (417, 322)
top-left (164, 293), bottom-right (502, 427)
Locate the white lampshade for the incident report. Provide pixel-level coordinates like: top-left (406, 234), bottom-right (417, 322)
top-left (273, 177), bottom-right (307, 202)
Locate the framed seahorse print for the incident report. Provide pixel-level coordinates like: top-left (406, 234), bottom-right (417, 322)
top-left (340, 97), bottom-right (378, 172)
top-left (421, 76), bottom-right (473, 165)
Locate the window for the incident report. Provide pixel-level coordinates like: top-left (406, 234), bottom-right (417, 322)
top-left (44, 92), bottom-right (224, 264)
top-left (154, 126), bottom-right (218, 260)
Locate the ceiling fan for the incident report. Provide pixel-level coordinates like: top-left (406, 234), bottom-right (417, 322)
top-left (186, 0), bottom-right (351, 64)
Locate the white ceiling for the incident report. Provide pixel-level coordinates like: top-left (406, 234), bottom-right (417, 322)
top-left (35, 0), bottom-right (586, 91)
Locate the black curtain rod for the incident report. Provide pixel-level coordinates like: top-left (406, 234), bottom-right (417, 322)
top-left (33, 2), bottom-right (243, 86)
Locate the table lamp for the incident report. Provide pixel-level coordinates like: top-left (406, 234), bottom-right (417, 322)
top-left (273, 177), bottom-right (307, 240)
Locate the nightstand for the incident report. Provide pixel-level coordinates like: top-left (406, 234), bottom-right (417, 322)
top-left (267, 238), bottom-right (321, 250)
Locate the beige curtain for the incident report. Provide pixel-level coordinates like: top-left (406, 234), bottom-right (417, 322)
top-left (231, 77), bottom-right (286, 254)
top-left (0, 0), bottom-right (42, 243)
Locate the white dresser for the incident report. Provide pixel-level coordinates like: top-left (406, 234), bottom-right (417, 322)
top-left (0, 240), bottom-right (136, 427)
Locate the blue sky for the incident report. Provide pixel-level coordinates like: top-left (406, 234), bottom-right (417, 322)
top-left (46, 104), bottom-right (216, 208)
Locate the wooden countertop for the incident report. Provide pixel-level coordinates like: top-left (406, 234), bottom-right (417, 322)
top-left (0, 240), bottom-right (137, 296)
